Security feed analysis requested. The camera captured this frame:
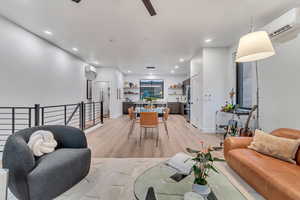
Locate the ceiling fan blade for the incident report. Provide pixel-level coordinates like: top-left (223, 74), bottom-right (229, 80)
top-left (142, 0), bottom-right (157, 16)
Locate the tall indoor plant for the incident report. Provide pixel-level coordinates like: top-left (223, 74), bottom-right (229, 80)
top-left (186, 142), bottom-right (224, 196)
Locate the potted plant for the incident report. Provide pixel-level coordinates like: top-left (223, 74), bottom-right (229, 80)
top-left (186, 142), bottom-right (224, 196)
top-left (144, 97), bottom-right (159, 107)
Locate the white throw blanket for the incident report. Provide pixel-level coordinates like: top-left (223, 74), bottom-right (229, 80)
top-left (27, 130), bottom-right (57, 157)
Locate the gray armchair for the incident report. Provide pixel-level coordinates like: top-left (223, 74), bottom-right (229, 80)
top-left (2, 125), bottom-right (91, 200)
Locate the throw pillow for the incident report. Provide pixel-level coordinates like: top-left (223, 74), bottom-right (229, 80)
top-left (27, 130), bottom-right (57, 157)
top-left (248, 129), bottom-right (300, 164)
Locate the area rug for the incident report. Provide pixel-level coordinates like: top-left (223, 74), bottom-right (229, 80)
top-left (7, 158), bottom-right (264, 200)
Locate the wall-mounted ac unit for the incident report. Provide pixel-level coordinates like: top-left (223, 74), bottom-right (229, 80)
top-left (85, 65), bottom-right (97, 81)
top-left (261, 8), bottom-right (300, 43)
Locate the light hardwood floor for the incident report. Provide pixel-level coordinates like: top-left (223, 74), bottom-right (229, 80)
top-left (87, 115), bottom-right (222, 158)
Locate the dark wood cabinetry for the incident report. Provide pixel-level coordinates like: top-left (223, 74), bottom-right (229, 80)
top-left (168, 102), bottom-right (179, 114)
top-left (180, 103), bottom-right (185, 115)
top-left (168, 102), bottom-right (186, 114)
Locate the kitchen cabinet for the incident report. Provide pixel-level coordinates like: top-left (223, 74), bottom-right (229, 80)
top-left (168, 102), bottom-right (179, 114)
top-left (168, 102), bottom-right (186, 114)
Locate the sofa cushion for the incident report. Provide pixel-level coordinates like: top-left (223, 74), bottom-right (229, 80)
top-left (227, 148), bottom-right (300, 200)
top-left (27, 148), bottom-right (91, 200)
top-left (248, 129), bottom-right (300, 164)
top-left (271, 128), bottom-right (300, 165)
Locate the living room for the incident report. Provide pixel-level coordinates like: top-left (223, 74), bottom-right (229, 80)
top-left (1, 0), bottom-right (300, 200)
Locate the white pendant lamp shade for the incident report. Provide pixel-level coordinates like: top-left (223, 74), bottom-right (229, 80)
top-left (236, 31), bottom-right (275, 63)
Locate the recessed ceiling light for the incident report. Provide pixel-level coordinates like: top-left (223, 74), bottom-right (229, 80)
top-left (175, 65), bottom-right (179, 69)
top-left (72, 47), bottom-right (79, 52)
top-left (44, 30), bottom-right (53, 35)
top-left (205, 39), bottom-right (213, 43)
top-left (171, 70), bottom-right (175, 73)
top-left (127, 70), bottom-right (132, 73)
top-left (179, 58), bottom-right (184, 62)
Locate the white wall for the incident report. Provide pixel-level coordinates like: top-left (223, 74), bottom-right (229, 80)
top-left (123, 74), bottom-right (188, 102)
top-left (190, 58), bottom-right (203, 128)
top-left (0, 16), bottom-right (86, 107)
top-left (259, 36), bottom-right (300, 132)
top-left (202, 48), bottom-right (229, 132)
top-left (190, 48), bottom-right (230, 132)
top-left (94, 67), bottom-right (124, 118)
top-left (190, 57), bottom-right (203, 77)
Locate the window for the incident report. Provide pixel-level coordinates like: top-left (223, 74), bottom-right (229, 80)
top-left (236, 62), bottom-right (253, 109)
top-left (140, 80), bottom-right (164, 99)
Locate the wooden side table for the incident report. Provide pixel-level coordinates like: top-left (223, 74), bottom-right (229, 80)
top-left (0, 169), bottom-right (9, 200)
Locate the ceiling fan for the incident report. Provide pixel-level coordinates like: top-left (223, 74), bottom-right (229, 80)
top-left (141, 0), bottom-right (157, 16)
top-left (71, 0), bottom-right (157, 16)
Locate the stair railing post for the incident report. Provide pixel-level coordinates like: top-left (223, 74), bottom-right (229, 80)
top-left (34, 104), bottom-right (40, 127)
top-left (12, 108), bottom-right (15, 134)
top-left (83, 102), bottom-right (86, 129)
top-left (79, 102), bottom-right (85, 130)
top-left (64, 105), bottom-right (67, 125)
top-left (41, 107), bottom-right (45, 126)
top-left (93, 102), bottom-right (95, 125)
top-left (100, 101), bottom-right (104, 124)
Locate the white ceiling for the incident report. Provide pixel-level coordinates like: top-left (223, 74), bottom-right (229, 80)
top-left (0, 0), bottom-right (298, 75)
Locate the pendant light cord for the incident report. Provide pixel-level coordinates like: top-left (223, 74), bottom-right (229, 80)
top-left (250, 17), bottom-right (255, 33)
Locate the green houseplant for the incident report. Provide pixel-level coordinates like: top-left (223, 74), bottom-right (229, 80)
top-left (186, 141), bottom-right (224, 196)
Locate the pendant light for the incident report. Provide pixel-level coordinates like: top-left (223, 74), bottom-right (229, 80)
top-left (236, 31), bottom-right (275, 62)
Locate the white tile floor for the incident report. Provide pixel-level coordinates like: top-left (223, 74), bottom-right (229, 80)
top-left (6, 158), bottom-right (264, 200)
top-left (7, 158), bottom-right (164, 200)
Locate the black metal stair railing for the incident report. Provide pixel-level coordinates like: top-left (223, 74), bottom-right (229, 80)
top-left (41, 103), bottom-right (81, 129)
top-left (83, 102), bottom-right (102, 130)
top-left (0, 101), bottom-right (104, 153)
top-left (0, 106), bottom-right (35, 153)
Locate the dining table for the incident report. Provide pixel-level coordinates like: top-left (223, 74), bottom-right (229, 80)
top-left (134, 107), bottom-right (165, 116)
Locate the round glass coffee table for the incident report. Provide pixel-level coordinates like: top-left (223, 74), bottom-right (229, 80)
top-left (134, 162), bottom-right (247, 200)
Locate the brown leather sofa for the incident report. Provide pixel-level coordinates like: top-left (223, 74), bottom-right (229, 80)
top-left (224, 128), bottom-right (300, 200)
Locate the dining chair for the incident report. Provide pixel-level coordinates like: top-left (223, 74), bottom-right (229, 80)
top-left (144, 105), bottom-right (152, 109)
top-left (162, 107), bottom-right (170, 138)
top-left (140, 112), bottom-right (159, 146)
top-left (128, 107), bottom-right (135, 120)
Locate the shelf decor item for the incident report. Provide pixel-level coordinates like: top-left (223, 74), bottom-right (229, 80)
top-left (186, 142), bottom-right (224, 197)
top-left (0, 169), bottom-right (9, 200)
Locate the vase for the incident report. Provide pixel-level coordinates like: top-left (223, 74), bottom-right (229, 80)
top-left (192, 184), bottom-right (211, 197)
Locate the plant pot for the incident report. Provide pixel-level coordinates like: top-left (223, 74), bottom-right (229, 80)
top-left (192, 184), bottom-right (211, 197)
